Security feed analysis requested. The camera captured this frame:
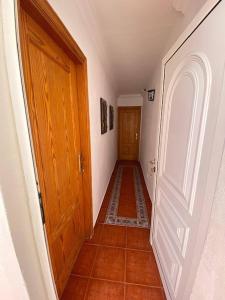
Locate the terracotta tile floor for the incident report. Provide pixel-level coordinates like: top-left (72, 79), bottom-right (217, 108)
top-left (62, 161), bottom-right (165, 300)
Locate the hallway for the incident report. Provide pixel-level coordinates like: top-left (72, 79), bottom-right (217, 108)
top-left (2, 1), bottom-right (225, 299)
top-left (62, 161), bottom-right (165, 300)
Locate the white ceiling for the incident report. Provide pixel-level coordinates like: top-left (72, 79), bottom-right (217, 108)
top-left (88, 0), bottom-right (183, 94)
top-left (88, 0), bottom-right (207, 95)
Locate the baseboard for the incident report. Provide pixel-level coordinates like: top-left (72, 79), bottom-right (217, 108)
top-left (139, 161), bottom-right (153, 203)
top-left (93, 160), bottom-right (117, 226)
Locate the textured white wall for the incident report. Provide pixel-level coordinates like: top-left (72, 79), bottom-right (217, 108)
top-left (117, 94), bottom-right (143, 107)
top-left (48, 0), bottom-right (118, 224)
top-left (139, 68), bottom-right (162, 202)
top-left (190, 146), bottom-right (225, 300)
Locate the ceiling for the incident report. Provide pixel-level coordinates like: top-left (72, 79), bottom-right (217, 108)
top-left (88, 0), bottom-right (184, 94)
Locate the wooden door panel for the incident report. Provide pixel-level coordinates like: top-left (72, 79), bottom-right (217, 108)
top-left (20, 9), bottom-right (85, 296)
top-left (28, 41), bottom-right (79, 227)
top-left (118, 107), bottom-right (141, 160)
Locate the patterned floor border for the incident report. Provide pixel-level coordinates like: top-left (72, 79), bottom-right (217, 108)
top-left (105, 165), bottom-right (150, 228)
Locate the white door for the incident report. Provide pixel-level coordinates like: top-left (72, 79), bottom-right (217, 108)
top-left (153, 1), bottom-right (225, 299)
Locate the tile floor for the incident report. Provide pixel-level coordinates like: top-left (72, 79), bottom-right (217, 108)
top-left (62, 161), bottom-right (165, 300)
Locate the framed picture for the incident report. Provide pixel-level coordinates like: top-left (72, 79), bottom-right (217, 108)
top-left (148, 89), bottom-right (155, 101)
top-left (100, 98), bottom-right (107, 134)
top-left (109, 105), bottom-right (114, 130)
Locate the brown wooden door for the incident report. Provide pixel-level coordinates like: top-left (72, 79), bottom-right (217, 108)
top-left (118, 107), bottom-right (141, 160)
top-left (20, 9), bottom-right (85, 296)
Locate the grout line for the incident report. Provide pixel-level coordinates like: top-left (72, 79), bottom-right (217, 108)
top-left (70, 274), bottom-right (163, 289)
top-left (124, 226), bottom-right (127, 300)
top-left (89, 245), bottom-right (99, 278)
top-left (83, 277), bottom-right (90, 300)
top-left (125, 281), bottom-right (163, 289)
top-left (85, 242), bottom-right (152, 253)
top-left (72, 274), bottom-right (124, 284)
top-left (82, 162), bottom-right (163, 297)
top-left (67, 162), bottom-right (165, 299)
top-left (125, 227), bottom-right (128, 283)
top-left (83, 243), bottom-right (99, 300)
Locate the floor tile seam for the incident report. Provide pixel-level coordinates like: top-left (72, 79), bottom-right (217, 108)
top-left (124, 280), bottom-right (163, 288)
top-left (83, 276), bottom-right (90, 300)
top-left (70, 273), bottom-right (163, 289)
top-left (89, 244), bottom-right (100, 278)
top-left (98, 223), bottom-right (105, 244)
top-left (82, 242), bottom-right (100, 300)
top-left (124, 227), bottom-right (127, 300)
top-left (85, 242), bottom-right (152, 252)
top-left (73, 274), bottom-right (125, 284)
top-left (70, 243), bottom-right (99, 276)
top-left (124, 226), bottom-right (127, 280)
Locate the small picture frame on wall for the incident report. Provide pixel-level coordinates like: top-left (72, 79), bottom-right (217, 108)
top-left (109, 105), bottom-right (114, 130)
top-left (148, 89), bottom-right (155, 101)
top-left (100, 98), bottom-right (107, 134)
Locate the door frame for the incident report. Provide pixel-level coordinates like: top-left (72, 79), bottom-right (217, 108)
top-left (118, 106), bottom-right (142, 161)
top-left (17, 0), bottom-right (93, 239)
top-left (151, 0), bottom-right (225, 299)
top-left (2, 0), bottom-right (93, 298)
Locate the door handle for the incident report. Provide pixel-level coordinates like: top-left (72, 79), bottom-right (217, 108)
top-left (150, 159), bottom-right (156, 165)
top-left (149, 159), bottom-right (157, 175)
top-left (135, 133), bottom-right (138, 140)
top-left (151, 166), bottom-right (156, 173)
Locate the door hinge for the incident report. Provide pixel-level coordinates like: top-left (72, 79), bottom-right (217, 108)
top-left (38, 192), bottom-right (45, 225)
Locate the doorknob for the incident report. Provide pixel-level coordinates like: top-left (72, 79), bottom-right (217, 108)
top-left (135, 133), bottom-right (138, 140)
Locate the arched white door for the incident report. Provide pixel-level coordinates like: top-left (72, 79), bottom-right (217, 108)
top-left (153, 1), bottom-right (225, 299)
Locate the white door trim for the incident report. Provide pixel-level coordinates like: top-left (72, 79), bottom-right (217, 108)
top-left (1, 0), bottom-right (57, 299)
top-left (151, 0), bottom-right (225, 299)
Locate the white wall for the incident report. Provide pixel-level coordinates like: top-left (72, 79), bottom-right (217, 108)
top-left (117, 94), bottom-right (143, 107)
top-left (190, 146), bottom-right (225, 300)
top-left (48, 0), bottom-right (118, 224)
top-left (140, 0), bottom-right (208, 202)
top-left (139, 69), bottom-right (162, 201)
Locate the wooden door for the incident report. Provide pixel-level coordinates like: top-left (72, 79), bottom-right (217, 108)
top-left (118, 107), bottom-right (141, 160)
top-left (19, 8), bottom-right (85, 296)
top-left (153, 1), bottom-right (225, 299)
